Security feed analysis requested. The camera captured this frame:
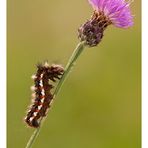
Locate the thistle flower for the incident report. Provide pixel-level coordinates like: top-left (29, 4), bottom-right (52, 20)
top-left (78, 0), bottom-right (133, 47)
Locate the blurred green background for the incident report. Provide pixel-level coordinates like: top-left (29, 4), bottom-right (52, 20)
top-left (7, 0), bottom-right (141, 148)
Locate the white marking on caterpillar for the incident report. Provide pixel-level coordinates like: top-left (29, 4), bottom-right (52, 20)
top-left (38, 105), bottom-right (42, 110)
top-left (33, 112), bottom-right (38, 117)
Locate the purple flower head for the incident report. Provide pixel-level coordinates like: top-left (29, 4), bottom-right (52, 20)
top-left (78, 0), bottom-right (134, 47)
top-left (88, 0), bottom-right (133, 28)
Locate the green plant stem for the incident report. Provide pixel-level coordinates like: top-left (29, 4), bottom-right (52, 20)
top-left (25, 126), bottom-right (41, 148)
top-left (53, 41), bottom-right (85, 97)
top-left (25, 41), bottom-right (86, 148)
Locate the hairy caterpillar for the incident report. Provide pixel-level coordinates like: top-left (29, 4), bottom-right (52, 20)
top-left (24, 62), bottom-right (64, 128)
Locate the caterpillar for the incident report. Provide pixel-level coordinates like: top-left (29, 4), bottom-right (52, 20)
top-left (24, 62), bottom-right (64, 128)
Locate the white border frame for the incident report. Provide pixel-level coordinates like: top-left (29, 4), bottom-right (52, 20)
top-left (0, 0), bottom-right (146, 147)
top-left (0, 0), bottom-right (6, 147)
top-left (142, 0), bottom-right (148, 148)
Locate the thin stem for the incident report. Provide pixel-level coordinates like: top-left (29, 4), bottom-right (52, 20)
top-left (53, 41), bottom-right (85, 97)
top-left (25, 42), bottom-right (86, 148)
top-left (25, 117), bottom-right (43, 148)
top-left (25, 126), bottom-right (41, 148)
